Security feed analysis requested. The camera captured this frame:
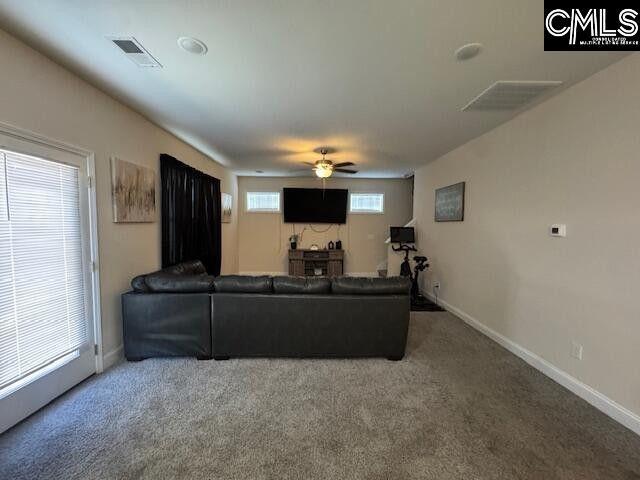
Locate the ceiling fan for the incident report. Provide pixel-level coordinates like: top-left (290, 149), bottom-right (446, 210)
top-left (302, 148), bottom-right (358, 178)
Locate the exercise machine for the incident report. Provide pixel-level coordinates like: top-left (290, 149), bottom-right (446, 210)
top-left (392, 243), bottom-right (417, 278)
top-left (392, 244), bottom-right (441, 311)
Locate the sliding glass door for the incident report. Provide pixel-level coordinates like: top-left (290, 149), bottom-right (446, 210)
top-left (0, 131), bottom-right (97, 433)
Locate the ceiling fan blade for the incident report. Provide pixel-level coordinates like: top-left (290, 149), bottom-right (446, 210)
top-left (332, 162), bottom-right (354, 168)
top-left (302, 161), bottom-right (316, 166)
top-left (334, 168), bottom-right (358, 174)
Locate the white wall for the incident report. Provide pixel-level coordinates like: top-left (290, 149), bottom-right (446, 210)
top-left (238, 176), bottom-right (413, 275)
top-left (413, 54), bottom-right (640, 426)
top-left (0, 29), bottom-right (238, 360)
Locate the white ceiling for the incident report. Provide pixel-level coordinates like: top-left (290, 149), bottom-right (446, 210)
top-left (0, 1), bottom-right (626, 177)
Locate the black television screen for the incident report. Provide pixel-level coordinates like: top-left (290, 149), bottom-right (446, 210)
top-left (390, 226), bottom-right (415, 243)
top-left (283, 188), bottom-right (348, 224)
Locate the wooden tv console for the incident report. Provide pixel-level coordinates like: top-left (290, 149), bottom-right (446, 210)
top-left (288, 249), bottom-right (344, 277)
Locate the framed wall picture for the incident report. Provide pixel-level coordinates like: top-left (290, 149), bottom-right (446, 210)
top-left (110, 157), bottom-right (156, 223)
top-left (435, 181), bottom-right (465, 222)
top-left (221, 192), bottom-right (232, 223)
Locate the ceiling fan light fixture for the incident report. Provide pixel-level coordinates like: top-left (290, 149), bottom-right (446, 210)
top-left (314, 165), bottom-right (333, 178)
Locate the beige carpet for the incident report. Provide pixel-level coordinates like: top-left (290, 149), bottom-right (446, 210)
top-left (1, 312), bottom-right (639, 480)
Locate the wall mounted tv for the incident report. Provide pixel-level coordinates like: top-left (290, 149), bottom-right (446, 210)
top-left (283, 188), bottom-right (348, 224)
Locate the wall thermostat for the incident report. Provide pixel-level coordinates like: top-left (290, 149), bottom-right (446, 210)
top-left (550, 224), bottom-right (566, 237)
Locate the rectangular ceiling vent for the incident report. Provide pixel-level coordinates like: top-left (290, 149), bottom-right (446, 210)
top-left (461, 81), bottom-right (562, 111)
top-left (106, 36), bottom-right (162, 68)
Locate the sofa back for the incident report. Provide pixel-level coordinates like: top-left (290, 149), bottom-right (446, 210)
top-left (331, 276), bottom-right (410, 295)
top-left (211, 293), bottom-right (410, 358)
top-left (273, 276), bottom-right (332, 294)
top-left (213, 275), bottom-right (273, 293)
top-left (131, 268), bottom-right (411, 296)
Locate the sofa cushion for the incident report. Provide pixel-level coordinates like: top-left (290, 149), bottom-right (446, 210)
top-left (145, 273), bottom-right (215, 293)
top-left (163, 260), bottom-right (207, 276)
top-left (130, 260), bottom-right (208, 292)
top-left (213, 275), bottom-right (273, 293)
top-left (331, 276), bottom-right (411, 295)
top-left (272, 276), bottom-right (331, 294)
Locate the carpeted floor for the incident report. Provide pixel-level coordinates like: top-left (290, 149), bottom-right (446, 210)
top-left (1, 312), bottom-right (639, 480)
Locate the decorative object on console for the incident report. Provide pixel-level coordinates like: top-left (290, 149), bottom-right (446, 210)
top-left (435, 181), bottom-right (465, 222)
top-left (110, 157), bottom-right (156, 223)
top-left (289, 234), bottom-right (298, 250)
top-left (221, 193), bottom-right (232, 223)
top-left (328, 240), bottom-right (334, 250)
top-left (335, 239), bottom-right (342, 250)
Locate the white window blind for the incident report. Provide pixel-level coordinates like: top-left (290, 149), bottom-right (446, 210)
top-left (350, 193), bottom-right (384, 213)
top-left (0, 149), bottom-right (88, 391)
top-left (246, 192), bottom-right (280, 212)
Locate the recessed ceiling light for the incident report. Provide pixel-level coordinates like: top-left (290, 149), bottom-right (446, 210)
top-left (455, 43), bottom-right (482, 61)
top-left (177, 36), bottom-right (208, 55)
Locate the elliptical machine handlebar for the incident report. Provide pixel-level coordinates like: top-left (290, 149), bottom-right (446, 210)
top-left (392, 243), bottom-right (417, 261)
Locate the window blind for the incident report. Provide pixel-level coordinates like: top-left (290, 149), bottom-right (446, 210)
top-left (0, 149), bottom-right (88, 390)
top-left (350, 193), bottom-right (384, 213)
top-left (246, 192), bottom-right (280, 212)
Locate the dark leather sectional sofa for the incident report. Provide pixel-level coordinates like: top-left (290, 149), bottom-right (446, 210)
top-left (122, 261), bottom-right (411, 362)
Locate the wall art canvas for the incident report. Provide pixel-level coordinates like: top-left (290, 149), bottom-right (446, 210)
top-left (435, 181), bottom-right (465, 222)
top-left (111, 157), bottom-right (156, 223)
top-left (221, 192), bottom-right (232, 223)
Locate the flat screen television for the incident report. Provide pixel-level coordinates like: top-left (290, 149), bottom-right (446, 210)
top-left (283, 188), bottom-right (348, 224)
top-left (390, 226), bottom-right (415, 243)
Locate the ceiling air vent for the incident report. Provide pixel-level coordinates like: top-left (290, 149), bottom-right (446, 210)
top-left (107, 36), bottom-right (162, 68)
top-left (462, 81), bottom-right (562, 111)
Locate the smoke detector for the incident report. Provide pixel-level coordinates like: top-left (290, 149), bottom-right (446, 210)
top-left (178, 37), bottom-right (208, 55)
top-left (107, 36), bottom-right (161, 68)
top-left (455, 43), bottom-right (482, 61)
top-left (462, 81), bottom-right (562, 111)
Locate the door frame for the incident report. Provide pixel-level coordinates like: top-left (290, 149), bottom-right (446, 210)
top-left (0, 121), bottom-right (104, 374)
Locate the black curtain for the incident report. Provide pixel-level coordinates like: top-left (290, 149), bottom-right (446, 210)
top-left (160, 154), bottom-right (221, 275)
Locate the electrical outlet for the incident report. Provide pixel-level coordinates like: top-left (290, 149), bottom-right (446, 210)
top-left (571, 341), bottom-right (583, 360)
top-left (432, 280), bottom-right (440, 289)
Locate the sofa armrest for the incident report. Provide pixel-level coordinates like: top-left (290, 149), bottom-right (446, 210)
top-left (122, 292), bottom-right (212, 360)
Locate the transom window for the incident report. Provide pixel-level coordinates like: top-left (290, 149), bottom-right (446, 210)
top-left (349, 193), bottom-right (384, 214)
top-left (246, 192), bottom-right (280, 212)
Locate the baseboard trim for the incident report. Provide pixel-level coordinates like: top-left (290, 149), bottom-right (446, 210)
top-left (238, 271), bottom-right (287, 276)
top-left (238, 271), bottom-right (380, 277)
top-left (425, 293), bottom-right (640, 437)
top-left (345, 272), bottom-right (379, 277)
top-left (102, 345), bottom-right (124, 371)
